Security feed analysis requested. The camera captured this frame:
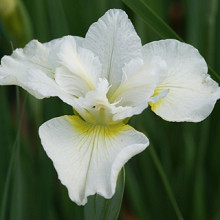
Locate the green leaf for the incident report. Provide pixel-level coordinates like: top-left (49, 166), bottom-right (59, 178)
top-left (0, 90), bottom-right (27, 220)
top-left (149, 145), bottom-right (184, 220)
top-left (122, 0), bottom-right (182, 41)
top-left (46, 0), bottom-right (69, 38)
top-left (84, 168), bottom-right (125, 220)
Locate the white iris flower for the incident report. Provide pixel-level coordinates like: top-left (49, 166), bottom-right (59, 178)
top-left (0, 9), bottom-right (220, 205)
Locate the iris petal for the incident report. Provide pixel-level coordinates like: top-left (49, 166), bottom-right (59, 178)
top-left (0, 36), bottom-right (85, 106)
top-left (144, 39), bottom-right (220, 122)
top-left (55, 36), bottom-right (102, 97)
top-left (39, 115), bottom-right (148, 205)
top-left (83, 9), bottom-right (142, 91)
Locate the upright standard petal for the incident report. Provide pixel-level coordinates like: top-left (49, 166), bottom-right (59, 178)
top-left (39, 115), bottom-right (148, 205)
top-left (83, 9), bottom-right (142, 90)
top-left (143, 39), bottom-right (220, 122)
top-left (109, 57), bottom-right (167, 109)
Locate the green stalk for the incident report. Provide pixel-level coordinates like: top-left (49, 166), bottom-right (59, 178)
top-left (0, 91), bottom-right (27, 220)
top-left (191, 1), bottom-right (218, 219)
top-left (207, 0), bottom-right (218, 65)
top-left (206, 0), bottom-right (219, 82)
top-left (0, 139), bottom-right (18, 220)
top-left (84, 168), bottom-right (125, 220)
top-left (122, 0), bottom-right (182, 41)
top-left (149, 146), bottom-right (184, 220)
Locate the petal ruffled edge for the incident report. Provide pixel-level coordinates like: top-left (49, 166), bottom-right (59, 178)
top-left (0, 36), bottom-right (86, 106)
top-left (83, 9), bottom-right (142, 91)
top-left (39, 115), bottom-right (149, 205)
top-left (143, 39), bottom-right (220, 122)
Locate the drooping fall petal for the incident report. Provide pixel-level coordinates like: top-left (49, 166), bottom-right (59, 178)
top-left (143, 39), bottom-right (220, 122)
top-left (39, 115), bottom-right (148, 205)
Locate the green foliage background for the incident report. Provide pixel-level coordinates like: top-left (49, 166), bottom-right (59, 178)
top-left (0, 0), bottom-right (220, 219)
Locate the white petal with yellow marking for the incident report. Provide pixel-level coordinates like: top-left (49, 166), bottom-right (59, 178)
top-left (144, 39), bottom-right (220, 122)
top-left (39, 115), bottom-right (148, 205)
top-left (109, 57), bottom-right (167, 108)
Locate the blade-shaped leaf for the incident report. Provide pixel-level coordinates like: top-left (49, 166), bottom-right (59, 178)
top-left (46, 0), bottom-right (69, 37)
top-left (84, 168), bottom-right (125, 220)
top-left (122, 0), bottom-right (182, 41)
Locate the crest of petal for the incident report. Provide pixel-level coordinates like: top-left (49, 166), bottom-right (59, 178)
top-left (83, 9), bottom-right (142, 91)
top-left (109, 57), bottom-right (167, 108)
top-left (39, 115), bottom-right (148, 205)
top-left (74, 78), bottom-right (150, 123)
top-left (143, 39), bottom-right (220, 122)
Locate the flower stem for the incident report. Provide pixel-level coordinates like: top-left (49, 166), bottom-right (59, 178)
top-left (206, 0), bottom-right (218, 65)
top-left (0, 90), bottom-right (27, 220)
top-left (149, 145), bottom-right (184, 220)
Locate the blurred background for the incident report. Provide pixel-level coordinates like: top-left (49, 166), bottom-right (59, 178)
top-left (0, 0), bottom-right (220, 219)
